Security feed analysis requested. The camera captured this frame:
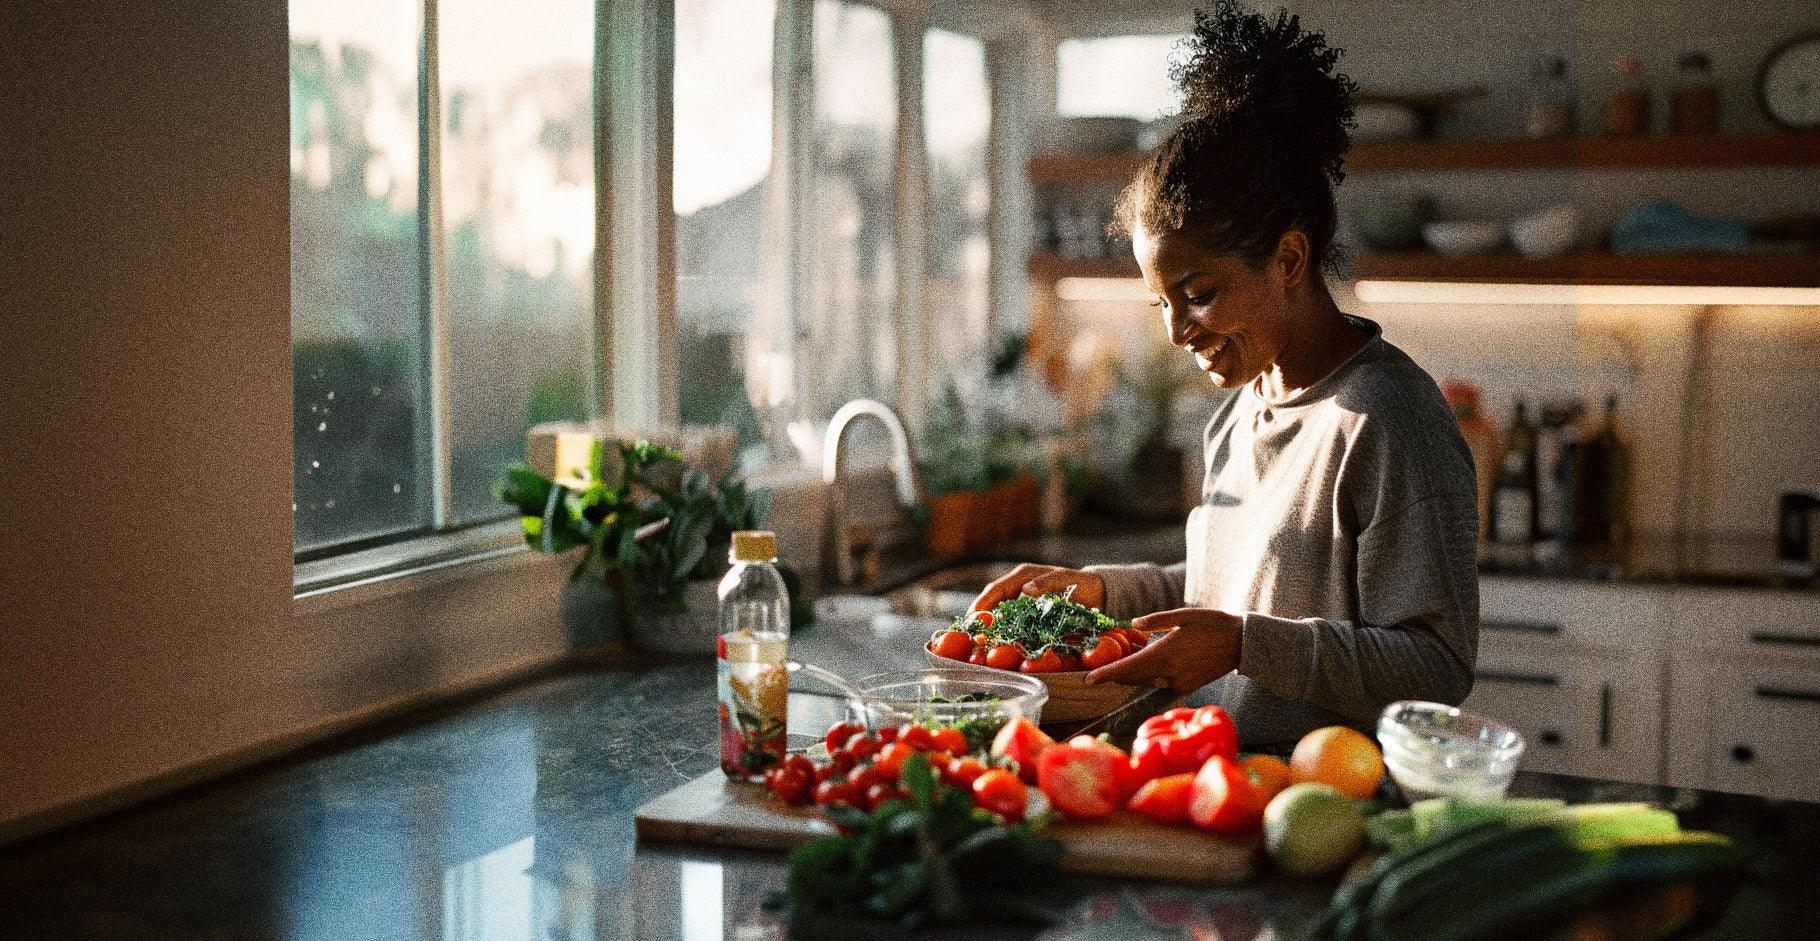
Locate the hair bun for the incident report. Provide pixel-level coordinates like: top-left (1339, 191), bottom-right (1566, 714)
top-left (1171, 1), bottom-right (1356, 185)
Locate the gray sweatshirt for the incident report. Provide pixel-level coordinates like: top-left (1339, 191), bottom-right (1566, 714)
top-left (1088, 317), bottom-right (1479, 747)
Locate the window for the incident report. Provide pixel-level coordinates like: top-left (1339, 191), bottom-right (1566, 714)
top-left (922, 27), bottom-right (992, 383)
top-left (1056, 35), bottom-right (1186, 120)
top-left (288, 0), bottom-right (596, 559)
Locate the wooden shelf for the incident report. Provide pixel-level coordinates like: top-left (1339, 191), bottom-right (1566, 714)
top-left (1351, 251), bottom-right (1820, 287)
top-left (1028, 131), bottom-right (1820, 183)
top-left (1029, 250), bottom-right (1820, 288)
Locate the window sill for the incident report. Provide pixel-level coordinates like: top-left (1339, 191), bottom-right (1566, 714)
top-left (293, 519), bottom-right (539, 614)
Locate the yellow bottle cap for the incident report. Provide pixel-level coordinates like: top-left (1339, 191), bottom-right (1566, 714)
top-left (730, 530), bottom-right (778, 562)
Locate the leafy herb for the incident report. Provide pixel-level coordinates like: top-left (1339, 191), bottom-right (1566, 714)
top-left (778, 753), bottom-right (1064, 932)
top-left (956, 591), bottom-right (1126, 656)
top-left (917, 693), bottom-right (1006, 754)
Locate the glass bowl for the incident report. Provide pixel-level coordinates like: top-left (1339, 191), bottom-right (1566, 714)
top-left (850, 668), bottom-right (1048, 754)
top-left (1378, 700), bottom-right (1526, 802)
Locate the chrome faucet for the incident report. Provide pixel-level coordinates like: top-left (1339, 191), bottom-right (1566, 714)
top-left (822, 399), bottom-right (924, 585)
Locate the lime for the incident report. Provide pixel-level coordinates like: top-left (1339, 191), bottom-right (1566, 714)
top-left (1264, 782), bottom-right (1366, 875)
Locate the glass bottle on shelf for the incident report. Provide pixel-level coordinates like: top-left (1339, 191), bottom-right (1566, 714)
top-left (1525, 55), bottom-right (1575, 139)
top-left (1602, 55), bottom-right (1650, 136)
top-left (1491, 398), bottom-right (1540, 560)
top-left (1671, 51), bottom-right (1720, 134)
top-left (717, 530), bottom-right (791, 781)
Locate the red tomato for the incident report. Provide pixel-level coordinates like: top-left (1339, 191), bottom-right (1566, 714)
top-left (874, 742), bottom-right (916, 780)
top-left (985, 643), bottom-right (1025, 671)
top-left (1059, 631), bottom-right (1086, 646)
top-left (829, 749), bottom-right (858, 772)
top-left (930, 630), bottom-right (973, 660)
top-left (968, 646), bottom-right (990, 666)
top-left (864, 782), bottom-right (906, 811)
top-left (1129, 736), bottom-right (1171, 785)
top-left (943, 756), bottom-right (989, 789)
top-left (813, 778), bottom-right (860, 808)
top-left (1056, 651), bottom-right (1083, 672)
top-left (1117, 627), bottom-right (1149, 649)
top-left (764, 760), bottom-right (814, 806)
top-left (899, 725), bottom-right (936, 751)
top-left (1103, 632), bottom-right (1131, 657)
top-left (970, 632), bottom-right (990, 647)
top-left (1081, 635), bottom-right (1123, 670)
top-left (1020, 649), bottom-right (1064, 673)
top-left (813, 763), bottom-right (840, 784)
top-left (971, 769), bottom-right (1027, 822)
top-left (989, 716), bottom-right (1056, 784)
top-left (876, 726), bottom-right (899, 744)
top-left (848, 763), bottom-right (888, 792)
top-left (972, 611), bottom-right (995, 629)
top-left (1128, 772), bottom-right (1196, 825)
top-left (930, 727), bottom-right (968, 755)
top-left (824, 722), bottom-right (863, 753)
top-left (1036, 740), bottom-right (1123, 819)
top-left (1189, 754), bottom-right (1267, 834)
top-left (842, 734), bottom-right (880, 763)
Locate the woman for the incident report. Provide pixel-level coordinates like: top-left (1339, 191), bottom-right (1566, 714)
top-left (971, 2), bottom-right (1479, 747)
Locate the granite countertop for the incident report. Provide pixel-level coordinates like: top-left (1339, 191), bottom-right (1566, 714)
top-left (2, 606), bottom-right (1818, 940)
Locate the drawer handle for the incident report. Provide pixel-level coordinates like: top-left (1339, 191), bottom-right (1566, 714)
top-left (1750, 632), bottom-right (1820, 648)
top-left (1731, 744), bottom-right (1755, 764)
top-left (1483, 618), bottom-right (1564, 635)
top-left (1754, 686), bottom-right (1820, 704)
top-left (1598, 683), bottom-right (1612, 748)
top-left (1539, 730), bottom-right (1563, 747)
top-left (1476, 669), bottom-right (1561, 687)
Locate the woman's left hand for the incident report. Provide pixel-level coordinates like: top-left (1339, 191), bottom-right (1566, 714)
top-left (1085, 607), bottom-right (1243, 692)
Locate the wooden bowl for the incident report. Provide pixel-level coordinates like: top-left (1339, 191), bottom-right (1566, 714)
top-left (922, 647), bottom-right (1146, 723)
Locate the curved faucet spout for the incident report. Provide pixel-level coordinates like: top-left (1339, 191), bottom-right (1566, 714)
top-left (822, 399), bottom-right (922, 508)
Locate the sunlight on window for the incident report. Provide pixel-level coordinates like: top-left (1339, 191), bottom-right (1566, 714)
top-left (1056, 35), bottom-right (1187, 120)
top-left (679, 860), bottom-right (725, 941)
top-left (441, 836), bottom-right (536, 941)
top-left (923, 28), bottom-right (991, 382)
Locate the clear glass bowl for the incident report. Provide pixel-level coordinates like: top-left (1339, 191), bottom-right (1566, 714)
top-left (850, 668), bottom-right (1048, 753)
top-left (1378, 700), bottom-right (1526, 802)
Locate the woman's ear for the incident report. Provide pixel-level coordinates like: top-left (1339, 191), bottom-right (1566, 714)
top-left (1273, 229), bottom-right (1311, 287)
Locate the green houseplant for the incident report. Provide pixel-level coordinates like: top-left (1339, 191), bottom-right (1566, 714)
top-left (496, 439), bottom-right (771, 655)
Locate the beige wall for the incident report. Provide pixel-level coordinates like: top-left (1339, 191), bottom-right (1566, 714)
top-left (0, 3), bottom-right (570, 839)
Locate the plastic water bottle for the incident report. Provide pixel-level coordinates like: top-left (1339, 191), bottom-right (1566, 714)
top-left (716, 530), bottom-right (791, 780)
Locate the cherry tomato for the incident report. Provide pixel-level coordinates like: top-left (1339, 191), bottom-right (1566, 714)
top-left (814, 778), bottom-right (860, 808)
top-left (970, 632), bottom-right (990, 647)
top-left (876, 726), bottom-right (899, 744)
top-left (985, 643), bottom-right (1026, 671)
top-left (930, 726), bottom-right (968, 755)
top-left (899, 725), bottom-right (936, 751)
top-left (1081, 635), bottom-right (1123, 670)
top-left (968, 646), bottom-right (990, 666)
top-left (989, 716), bottom-right (1055, 784)
top-left (848, 763), bottom-right (888, 792)
top-left (824, 722), bottom-right (863, 753)
top-left (1116, 627), bottom-right (1149, 649)
top-left (1102, 632), bottom-right (1131, 657)
top-left (1056, 651), bottom-right (1083, 672)
top-left (814, 763), bottom-right (840, 784)
top-left (874, 742), bottom-right (916, 780)
top-left (864, 782), bottom-right (905, 811)
top-left (829, 749), bottom-right (858, 772)
top-left (943, 756), bottom-right (989, 789)
top-left (1020, 649), bottom-right (1064, 673)
top-left (1128, 772), bottom-right (1196, 825)
top-left (930, 630), bottom-right (973, 660)
top-left (971, 769), bottom-right (1027, 822)
top-left (972, 610), bottom-right (995, 629)
top-left (764, 758), bottom-right (814, 806)
top-left (1036, 740), bottom-right (1123, 820)
top-left (842, 734), bottom-right (880, 763)
top-left (1189, 754), bottom-right (1267, 834)
top-left (1060, 631), bottom-right (1085, 646)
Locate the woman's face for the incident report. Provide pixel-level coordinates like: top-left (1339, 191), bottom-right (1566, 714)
top-left (1132, 223), bottom-right (1294, 389)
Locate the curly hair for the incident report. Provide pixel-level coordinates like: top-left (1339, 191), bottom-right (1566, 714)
top-left (1111, 1), bottom-right (1357, 273)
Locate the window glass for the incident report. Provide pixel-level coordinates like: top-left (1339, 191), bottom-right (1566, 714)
top-left (806, 0), bottom-right (898, 421)
top-left (923, 28), bottom-right (991, 381)
top-left (438, 0), bottom-right (597, 525)
top-left (289, 0), bottom-right (432, 555)
top-left (674, 0), bottom-right (778, 464)
top-left (1056, 35), bottom-right (1186, 120)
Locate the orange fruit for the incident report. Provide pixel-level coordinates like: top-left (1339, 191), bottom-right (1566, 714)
top-left (1289, 726), bottom-right (1385, 799)
top-left (1241, 753), bottom-right (1294, 800)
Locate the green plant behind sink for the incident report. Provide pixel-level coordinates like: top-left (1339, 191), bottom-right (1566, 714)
top-left (495, 439), bottom-right (771, 615)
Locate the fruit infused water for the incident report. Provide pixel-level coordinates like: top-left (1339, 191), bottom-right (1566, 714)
top-left (717, 531), bottom-right (791, 779)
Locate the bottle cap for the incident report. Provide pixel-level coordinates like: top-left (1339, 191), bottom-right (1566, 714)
top-left (731, 530), bottom-right (778, 562)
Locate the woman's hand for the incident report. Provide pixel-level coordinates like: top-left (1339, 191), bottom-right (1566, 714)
top-left (968, 563), bottom-right (1105, 614)
top-left (1086, 607), bottom-right (1243, 691)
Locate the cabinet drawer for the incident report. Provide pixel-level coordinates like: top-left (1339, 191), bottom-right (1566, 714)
top-left (1463, 640), bottom-right (1663, 786)
top-left (1479, 577), bottom-right (1666, 654)
top-left (1668, 655), bottom-right (1820, 802)
top-left (1667, 587), bottom-right (1820, 658)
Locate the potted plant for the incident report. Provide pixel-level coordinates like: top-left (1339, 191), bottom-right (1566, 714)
top-left (496, 439), bottom-right (771, 657)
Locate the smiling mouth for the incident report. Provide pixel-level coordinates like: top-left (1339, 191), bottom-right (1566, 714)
top-left (1188, 338), bottom-right (1230, 371)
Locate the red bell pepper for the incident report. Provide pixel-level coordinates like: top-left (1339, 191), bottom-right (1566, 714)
top-left (1131, 705), bottom-right (1239, 779)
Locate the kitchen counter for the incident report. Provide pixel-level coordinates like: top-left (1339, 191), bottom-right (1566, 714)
top-left (2, 600), bottom-right (1817, 940)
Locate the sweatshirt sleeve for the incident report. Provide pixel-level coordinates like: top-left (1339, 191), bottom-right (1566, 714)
top-left (1083, 561), bottom-right (1188, 621)
top-left (1234, 492), bottom-right (1479, 725)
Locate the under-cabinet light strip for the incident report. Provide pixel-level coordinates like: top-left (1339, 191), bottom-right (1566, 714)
top-left (1054, 276), bottom-right (1820, 307)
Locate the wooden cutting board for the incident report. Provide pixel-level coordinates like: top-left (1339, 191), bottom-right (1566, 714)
top-left (634, 771), bottom-right (1260, 884)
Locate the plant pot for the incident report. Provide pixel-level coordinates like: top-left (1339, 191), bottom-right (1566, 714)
top-left (926, 490), bottom-right (979, 557)
top-left (625, 579), bottom-right (722, 658)
top-left (983, 480), bottom-right (1017, 546)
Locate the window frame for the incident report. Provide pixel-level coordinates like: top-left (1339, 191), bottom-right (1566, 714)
top-left (296, 0), bottom-right (1040, 595)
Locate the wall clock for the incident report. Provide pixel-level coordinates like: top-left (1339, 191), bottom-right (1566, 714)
top-left (1757, 32), bottom-right (1820, 129)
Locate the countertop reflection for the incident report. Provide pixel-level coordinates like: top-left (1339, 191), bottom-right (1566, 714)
top-left (3, 607), bottom-right (1818, 939)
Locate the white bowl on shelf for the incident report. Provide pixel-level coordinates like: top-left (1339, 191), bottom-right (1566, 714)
top-left (1509, 204), bottom-right (1581, 258)
top-left (1422, 220), bottom-right (1504, 256)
